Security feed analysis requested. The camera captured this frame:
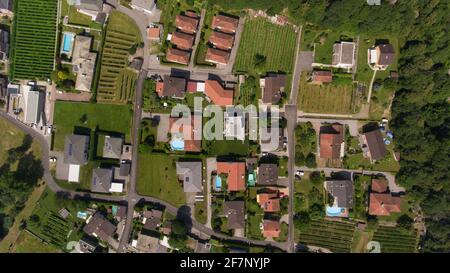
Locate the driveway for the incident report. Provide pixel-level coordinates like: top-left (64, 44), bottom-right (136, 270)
top-left (298, 51), bottom-right (314, 72)
top-left (155, 114), bottom-right (170, 142)
top-left (297, 117), bottom-right (360, 137)
top-left (206, 157), bottom-right (217, 229)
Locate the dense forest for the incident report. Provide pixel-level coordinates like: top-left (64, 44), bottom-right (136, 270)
top-left (210, 0), bottom-right (450, 252)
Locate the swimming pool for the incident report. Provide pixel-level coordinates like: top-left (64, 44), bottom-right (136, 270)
top-left (215, 176), bottom-right (222, 190)
top-left (326, 206), bottom-right (345, 217)
top-left (170, 137), bottom-right (185, 151)
top-left (61, 32), bottom-right (75, 54)
top-left (248, 173), bottom-right (255, 186)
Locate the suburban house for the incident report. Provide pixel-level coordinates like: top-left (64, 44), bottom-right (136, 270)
top-left (361, 129), bottom-right (388, 162)
top-left (169, 115), bottom-right (202, 152)
top-left (78, 236), bottom-right (99, 253)
top-left (176, 161), bottom-right (203, 193)
top-left (217, 162), bottom-right (246, 192)
top-left (130, 0), bottom-right (156, 14)
top-left (142, 208), bottom-right (163, 232)
top-left (135, 230), bottom-right (162, 253)
top-left (83, 212), bottom-right (117, 242)
top-left (156, 75), bottom-right (187, 99)
top-left (23, 87), bottom-right (45, 125)
top-left (224, 107), bottom-right (245, 141)
top-left (186, 80), bottom-right (205, 93)
top-left (257, 164), bottom-right (279, 186)
top-left (166, 48), bottom-right (190, 65)
top-left (204, 79), bottom-right (234, 106)
top-left (223, 201), bottom-right (245, 230)
top-left (260, 73), bottom-right (286, 104)
top-left (332, 41), bottom-right (356, 68)
top-left (212, 14), bottom-right (239, 34)
top-left (325, 180), bottom-right (354, 216)
top-left (170, 31), bottom-right (194, 50)
top-left (319, 123), bottom-right (344, 159)
top-left (175, 14), bottom-right (199, 34)
top-left (75, 0), bottom-right (104, 21)
top-left (91, 168), bottom-right (113, 193)
top-left (257, 191), bottom-right (280, 213)
top-left (369, 179), bottom-right (401, 216)
top-left (147, 26), bottom-right (161, 41)
top-left (0, 29), bottom-right (8, 60)
top-left (370, 44), bottom-right (395, 69)
top-left (64, 134), bottom-right (90, 182)
top-left (312, 70), bottom-right (333, 84)
top-left (72, 35), bottom-right (97, 92)
top-left (208, 31), bottom-right (235, 50)
top-left (0, 0), bottom-right (13, 16)
top-left (205, 47), bottom-right (230, 65)
top-left (102, 135), bottom-right (123, 159)
top-left (262, 219), bottom-right (280, 238)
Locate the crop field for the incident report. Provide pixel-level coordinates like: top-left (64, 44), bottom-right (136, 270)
top-left (96, 11), bottom-right (141, 104)
top-left (298, 73), bottom-right (359, 114)
top-left (298, 220), bottom-right (356, 253)
top-left (372, 226), bottom-right (418, 253)
top-left (10, 0), bottom-right (58, 79)
top-left (234, 18), bottom-right (297, 73)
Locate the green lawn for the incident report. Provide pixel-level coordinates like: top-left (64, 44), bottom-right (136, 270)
top-left (234, 18), bottom-right (297, 74)
top-left (67, 6), bottom-right (92, 26)
top-left (205, 139), bottom-right (250, 156)
top-left (0, 117), bottom-right (41, 165)
top-left (137, 153), bottom-right (186, 207)
top-left (52, 101), bottom-right (132, 151)
top-left (11, 231), bottom-right (60, 253)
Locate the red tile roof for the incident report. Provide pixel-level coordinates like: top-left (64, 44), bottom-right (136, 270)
top-left (205, 47), bottom-right (230, 65)
top-left (263, 220), bottom-right (280, 238)
top-left (171, 32), bottom-right (194, 50)
top-left (169, 116), bottom-right (201, 152)
top-left (166, 48), bottom-right (190, 65)
top-left (204, 80), bottom-right (233, 106)
top-left (312, 71), bottom-right (332, 83)
top-left (156, 81), bottom-right (164, 97)
top-left (257, 193), bottom-right (280, 212)
top-left (147, 27), bottom-right (160, 39)
top-left (212, 15), bottom-right (239, 34)
top-left (175, 15), bottom-right (199, 34)
top-left (371, 179), bottom-right (389, 193)
top-left (319, 124), bottom-right (343, 159)
top-left (209, 31), bottom-right (234, 50)
top-left (186, 81), bottom-right (197, 93)
top-left (369, 193), bottom-right (401, 216)
top-left (217, 162), bottom-right (246, 192)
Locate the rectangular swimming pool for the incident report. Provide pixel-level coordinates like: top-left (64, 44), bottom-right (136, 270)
top-left (61, 32), bottom-right (75, 54)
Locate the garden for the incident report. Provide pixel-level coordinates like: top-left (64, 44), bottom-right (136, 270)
top-left (96, 10), bottom-right (141, 104)
top-left (10, 0), bottom-right (58, 79)
top-left (372, 226), bottom-right (418, 253)
top-left (234, 17), bottom-right (297, 74)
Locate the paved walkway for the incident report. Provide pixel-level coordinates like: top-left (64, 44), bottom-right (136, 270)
top-left (206, 157), bottom-right (217, 229)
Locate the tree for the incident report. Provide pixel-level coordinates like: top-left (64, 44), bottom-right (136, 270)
top-left (253, 53), bottom-right (266, 70)
top-left (169, 219), bottom-right (188, 249)
top-left (397, 214), bottom-right (413, 231)
top-left (294, 211), bottom-right (311, 230)
top-left (79, 114), bottom-right (88, 124)
top-left (295, 152), bottom-right (305, 166)
top-left (309, 171), bottom-right (324, 185)
top-left (305, 153), bottom-right (317, 168)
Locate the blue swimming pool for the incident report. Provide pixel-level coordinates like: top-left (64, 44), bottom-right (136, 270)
top-left (326, 206), bottom-right (345, 217)
top-left (62, 32), bottom-right (75, 53)
top-left (170, 138), bottom-right (185, 151)
top-left (215, 176), bottom-right (222, 190)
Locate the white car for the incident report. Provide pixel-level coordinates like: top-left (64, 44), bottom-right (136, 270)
top-left (49, 157), bottom-right (57, 163)
top-left (296, 170), bottom-right (305, 176)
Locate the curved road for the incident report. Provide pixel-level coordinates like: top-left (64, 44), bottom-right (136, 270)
top-left (1, 4), bottom-right (289, 253)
